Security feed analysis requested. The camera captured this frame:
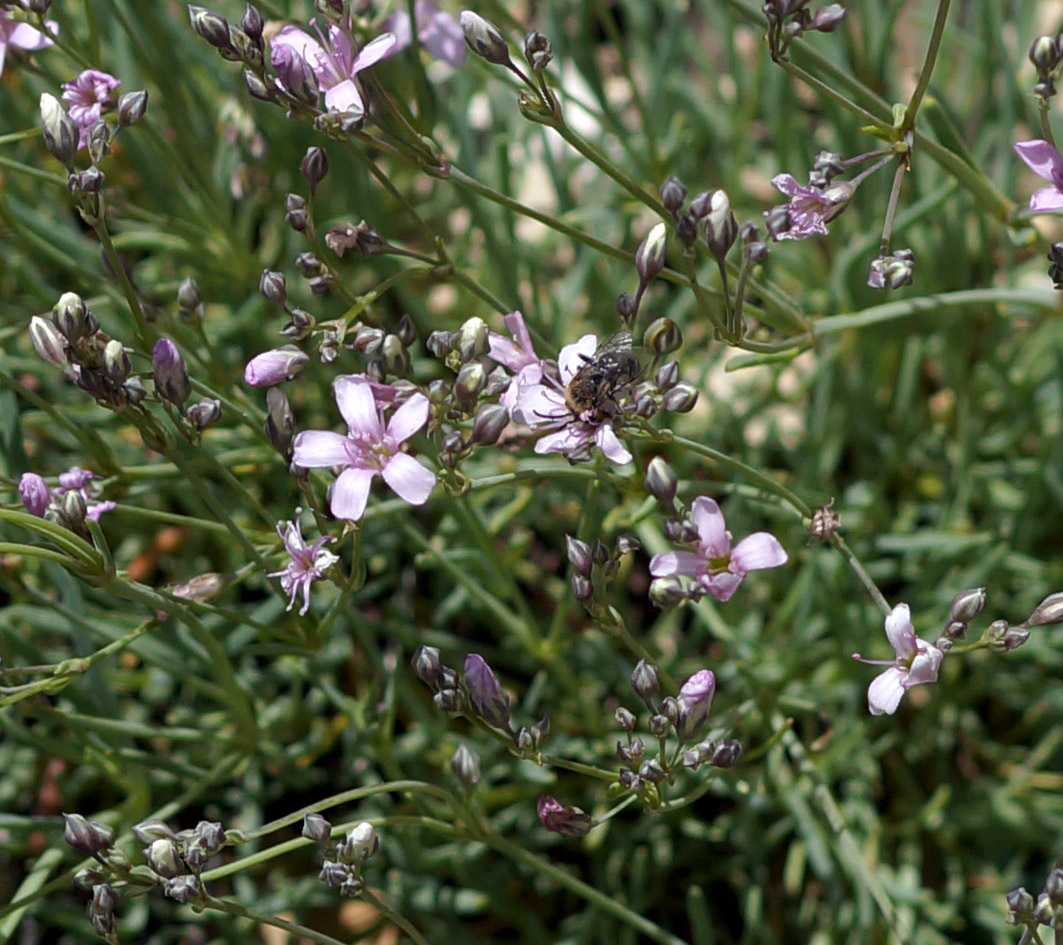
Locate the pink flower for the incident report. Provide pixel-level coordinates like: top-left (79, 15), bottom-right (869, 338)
top-left (1014, 139), bottom-right (1063, 212)
top-left (386, 0), bottom-right (465, 69)
top-left (267, 518), bottom-right (338, 615)
top-left (675, 669), bottom-right (716, 740)
top-left (853, 603), bottom-right (944, 716)
top-left (649, 496), bottom-right (787, 602)
top-left (765, 174), bottom-right (853, 241)
top-left (292, 375), bottom-right (435, 521)
top-left (270, 20), bottom-right (396, 118)
top-left (18, 472), bottom-right (50, 517)
top-left (509, 333), bottom-right (633, 465)
top-left (488, 310), bottom-right (546, 416)
top-left (0, 12), bottom-right (56, 78)
top-left (61, 69), bottom-right (120, 147)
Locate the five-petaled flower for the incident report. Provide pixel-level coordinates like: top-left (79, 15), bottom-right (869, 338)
top-left (267, 518), bottom-right (338, 615)
top-left (508, 333), bottom-right (632, 465)
top-left (649, 496), bottom-right (787, 602)
top-left (1014, 139), bottom-right (1063, 213)
top-left (0, 11), bottom-right (56, 78)
top-left (853, 603), bottom-right (944, 716)
top-left (292, 374), bottom-right (435, 522)
top-left (765, 174), bottom-right (853, 241)
top-left (61, 69), bottom-right (121, 147)
top-left (270, 20), bottom-right (396, 119)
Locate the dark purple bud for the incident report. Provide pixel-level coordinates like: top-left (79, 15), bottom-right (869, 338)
top-left (524, 29), bottom-right (552, 70)
top-left (52, 292), bottom-right (89, 344)
top-left (616, 291), bottom-right (637, 321)
top-left (395, 314), bottom-right (417, 348)
top-left (943, 620), bottom-right (967, 640)
top-left (450, 743), bottom-right (481, 788)
top-left (300, 146), bottom-right (329, 188)
top-left (244, 345), bottom-right (309, 387)
top-left (659, 176), bottom-right (687, 213)
top-left (639, 759), bottom-right (667, 783)
top-left (132, 819), bottom-right (176, 845)
top-left (537, 796), bottom-right (591, 837)
top-left (153, 338), bottom-right (191, 405)
top-left (643, 457), bottom-right (677, 506)
top-left (463, 653), bottom-right (511, 728)
top-left (648, 713), bottom-right (670, 737)
top-left (318, 860), bottom-right (348, 888)
top-left (635, 223), bottom-right (668, 284)
top-left (243, 69), bottom-right (274, 102)
top-left (162, 875), bottom-right (203, 904)
top-left (454, 361), bottom-right (487, 409)
top-left (654, 360), bottom-right (679, 390)
top-left (88, 884), bottom-right (117, 938)
top-left (63, 813), bottom-right (114, 855)
top-left (186, 397), bottom-right (221, 429)
top-left (1006, 886), bottom-right (1035, 923)
top-left (240, 3), bottom-right (264, 43)
top-left (709, 739), bottom-right (742, 767)
top-left (569, 573), bottom-right (593, 602)
top-left (411, 644), bottom-right (444, 686)
top-left (470, 403), bottom-right (509, 446)
top-left (565, 535), bottom-right (593, 576)
top-left (188, 6), bottom-right (231, 48)
top-left (810, 3), bottom-right (845, 31)
top-left (615, 534), bottom-right (640, 555)
top-left (302, 812), bottom-right (332, 842)
top-left (259, 269), bottom-right (287, 304)
top-left (264, 386), bottom-right (294, 459)
top-left (117, 89), bottom-right (148, 127)
top-left (675, 212), bottom-right (698, 247)
top-left (426, 330), bottom-right (453, 359)
top-left (704, 190), bottom-right (738, 261)
top-left (433, 687), bottom-right (467, 715)
top-left (615, 706), bottom-right (636, 731)
top-left (460, 10), bottom-right (510, 64)
top-left (1030, 35), bottom-right (1062, 77)
top-left (688, 190), bottom-right (713, 218)
top-left (948, 587), bottom-right (986, 623)
top-left (193, 820), bottom-right (226, 853)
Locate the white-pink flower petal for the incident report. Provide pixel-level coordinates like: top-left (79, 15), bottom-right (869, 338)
top-left (331, 465), bottom-right (375, 521)
top-left (292, 430), bottom-right (353, 468)
top-left (731, 532), bottom-right (788, 572)
top-left (382, 452), bottom-right (435, 505)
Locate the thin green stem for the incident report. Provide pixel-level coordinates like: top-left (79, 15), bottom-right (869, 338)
top-left (899, 0), bottom-right (951, 134)
top-left (205, 896), bottom-right (348, 945)
top-left (91, 202), bottom-right (153, 350)
top-left (360, 888), bottom-right (430, 945)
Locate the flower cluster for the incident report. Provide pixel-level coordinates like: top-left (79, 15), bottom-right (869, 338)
top-left (19, 466), bottom-right (115, 525)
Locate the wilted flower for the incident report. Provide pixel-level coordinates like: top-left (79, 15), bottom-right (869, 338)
top-left (386, 0), bottom-right (465, 68)
top-left (0, 11), bottom-right (56, 78)
top-left (649, 496), bottom-right (787, 602)
top-left (537, 796), bottom-right (591, 837)
top-left (853, 603), bottom-right (944, 716)
top-left (292, 375), bottom-right (435, 521)
top-left (764, 174), bottom-right (853, 240)
top-left (61, 69), bottom-right (120, 147)
top-left (270, 20), bottom-right (396, 119)
top-left (1014, 139), bottom-right (1063, 212)
top-left (266, 518), bottom-right (338, 615)
top-left (508, 333), bottom-right (633, 465)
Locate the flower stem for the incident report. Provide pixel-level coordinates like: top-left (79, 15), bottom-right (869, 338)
top-left (899, 0), bottom-right (952, 134)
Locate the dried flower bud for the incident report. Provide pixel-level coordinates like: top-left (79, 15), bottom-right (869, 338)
top-left (302, 812), bottom-right (332, 842)
top-left (470, 403), bottom-right (509, 445)
top-left (1027, 591), bottom-right (1063, 627)
top-left (152, 339), bottom-right (191, 405)
top-left (537, 796), bottom-right (591, 837)
top-left (809, 500), bottom-right (841, 541)
top-left (659, 176), bottom-right (687, 213)
top-left (460, 10), bottom-right (510, 64)
top-left (523, 29), bottom-right (552, 70)
top-left (40, 93), bottom-right (77, 167)
top-left (463, 653), bottom-right (511, 729)
top-left (635, 222), bottom-right (667, 284)
top-left (450, 743), bottom-right (481, 788)
top-left (29, 315), bottom-right (68, 367)
top-left (63, 813), bottom-right (114, 855)
top-left (643, 456), bottom-right (677, 507)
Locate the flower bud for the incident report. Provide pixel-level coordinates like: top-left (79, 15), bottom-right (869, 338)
top-left (649, 575), bottom-right (689, 609)
top-left (470, 403), bottom-right (509, 446)
top-left (29, 315), bottom-right (69, 367)
top-left (688, 190), bottom-right (712, 218)
top-left (704, 190), bottom-right (737, 261)
top-left (1026, 591), bottom-right (1063, 627)
top-left (19, 472), bottom-right (51, 517)
top-left (319, 860), bottom-right (347, 888)
top-left (259, 269), bottom-right (287, 304)
top-left (188, 6), bottom-right (231, 48)
top-left (454, 316), bottom-right (489, 361)
top-left (648, 713), bottom-right (671, 737)
top-left (615, 533), bottom-right (640, 556)
top-left (659, 176), bottom-right (687, 213)
top-left (411, 644), bottom-right (444, 686)
top-left (617, 736), bottom-right (644, 767)
top-left (301, 811), bottom-right (331, 842)
top-left (162, 875), bottom-right (203, 904)
top-left (644, 456), bottom-right (677, 506)
top-left (948, 587), bottom-right (986, 623)
top-left (709, 739), bottom-right (742, 767)
top-left (300, 146), bottom-right (329, 188)
top-left (187, 397), bottom-right (221, 429)
top-left (88, 884), bottom-right (117, 938)
top-left (1030, 35), bottom-right (1063, 76)
top-left (433, 687), bottom-right (467, 715)
top-left (343, 822), bottom-right (378, 865)
top-left (569, 573), bottom-right (593, 602)
top-left (616, 291), bottom-right (637, 322)
top-left (674, 669), bottom-right (715, 740)
top-left (662, 381), bottom-right (699, 413)
top-left (1006, 886), bottom-right (1035, 925)
top-left (643, 316), bottom-right (682, 356)
top-left (614, 706), bottom-right (636, 731)
top-left (132, 819), bottom-right (176, 845)
top-left (537, 796), bottom-right (591, 837)
top-left (101, 339), bottom-right (129, 384)
top-left (635, 222), bottom-right (667, 284)
top-left (245, 346), bottom-right (308, 388)
top-left (653, 361), bottom-right (679, 391)
top-left (463, 653), bottom-right (510, 729)
top-left (396, 313), bottom-right (417, 348)
top-left (152, 338), bottom-right (191, 405)
top-left (147, 837), bottom-right (183, 878)
top-left (52, 292), bottom-right (90, 344)
top-left (241, 3), bottom-right (264, 43)
top-left (40, 93), bottom-right (77, 167)
top-left (810, 3), bottom-right (846, 31)
top-left (264, 386), bottom-right (295, 460)
top-left (565, 535), bottom-right (593, 576)
top-left (453, 361), bottom-right (486, 410)
top-left (639, 758), bottom-right (667, 783)
top-left (176, 277), bottom-right (203, 314)
top-left (631, 659), bottom-right (659, 702)
top-left (63, 813), bottom-right (114, 855)
top-left (675, 212), bottom-right (698, 247)
top-left (460, 10), bottom-right (510, 64)
top-left (450, 743), bottom-right (481, 788)
top-left (117, 89), bottom-right (149, 127)
top-left (523, 29), bottom-right (552, 70)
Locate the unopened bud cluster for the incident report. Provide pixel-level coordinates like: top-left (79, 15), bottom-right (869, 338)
top-left (1007, 866), bottom-right (1063, 931)
top-left (1029, 33), bottom-right (1063, 99)
top-left (303, 814), bottom-right (380, 898)
top-left (412, 647), bottom-right (549, 755)
top-left (763, 1), bottom-right (846, 60)
top-left (610, 662), bottom-right (735, 806)
top-left (566, 532), bottom-right (641, 605)
top-left (932, 586), bottom-right (1063, 653)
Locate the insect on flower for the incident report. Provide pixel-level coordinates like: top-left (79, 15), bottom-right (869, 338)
top-left (562, 330), bottom-right (644, 423)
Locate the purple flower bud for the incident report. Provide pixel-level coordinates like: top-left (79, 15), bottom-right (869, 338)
top-left (19, 473), bottom-right (51, 517)
top-left (244, 345), bottom-right (309, 387)
top-left (186, 397), bottom-right (221, 429)
top-left (63, 813), bottom-right (114, 855)
top-left (569, 573), bottom-right (593, 602)
top-left (264, 386), bottom-right (294, 459)
top-left (88, 884), bottom-right (117, 938)
top-left (565, 535), bottom-right (593, 576)
top-left (147, 837), bottom-right (184, 878)
top-left (259, 269), bottom-right (287, 304)
top-left (674, 669), bottom-right (715, 740)
top-left (704, 190), bottom-right (737, 261)
top-left (662, 381), bottom-right (699, 413)
top-left (460, 10), bottom-right (510, 64)
top-left (300, 146), bottom-right (329, 187)
top-left (615, 706), bottom-right (636, 731)
top-left (948, 587), bottom-right (986, 623)
top-left (319, 860), bottom-right (348, 887)
top-left (709, 739), bottom-right (742, 767)
top-left (644, 456), bottom-right (677, 506)
top-left (162, 875), bottom-right (203, 904)
top-left (537, 795), bottom-right (591, 837)
top-left (810, 3), bottom-right (846, 31)
top-left (116, 89), bottom-right (148, 127)
top-left (659, 176), bottom-right (687, 213)
top-left (524, 29), bottom-right (552, 70)
top-left (303, 812), bottom-right (332, 842)
top-left (132, 819), bottom-right (176, 844)
top-left (240, 3), bottom-right (264, 43)
top-left (470, 403), bottom-right (509, 446)
top-left (1006, 886), bottom-right (1035, 923)
top-left (1027, 591), bottom-right (1063, 627)
top-left (630, 659), bottom-right (659, 702)
top-left (29, 315), bottom-right (69, 366)
top-left (463, 653), bottom-right (511, 729)
top-left (152, 338), bottom-right (191, 405)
